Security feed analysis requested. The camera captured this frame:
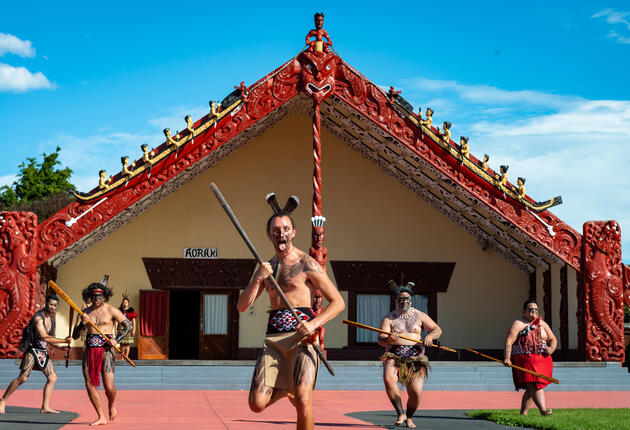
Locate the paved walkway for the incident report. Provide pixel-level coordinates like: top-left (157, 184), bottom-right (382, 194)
top-left (1, 390), bottom-right (629, 429)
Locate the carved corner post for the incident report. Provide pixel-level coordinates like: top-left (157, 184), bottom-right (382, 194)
top-left (299, 25), bottom-right (339, 355)
top-left (581, 221), bottom-right (625, 362)
top-left (0, 212), bottom-right (40, 358)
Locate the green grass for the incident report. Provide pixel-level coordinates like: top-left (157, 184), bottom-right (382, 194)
top-left (467, 408), bottom-right (630, 430)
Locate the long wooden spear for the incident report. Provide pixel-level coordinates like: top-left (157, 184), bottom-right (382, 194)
top-left (48, 280), bottom-right (136, 367)
top-left (65, 307), bottom-right (74, 368)
top-left (209, 182), bottom-right (335, 376)
top-left (343, 320), bottom-right (457, 353)
top-left (463, 348), bottom-right (559, 384)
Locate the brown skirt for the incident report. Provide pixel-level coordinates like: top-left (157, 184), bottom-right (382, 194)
top-left (260, 331), bottom-right (319, 393)
top-left (380, 352), bottom-right (430, 384)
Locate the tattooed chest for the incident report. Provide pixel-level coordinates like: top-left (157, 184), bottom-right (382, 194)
top-left (391, 311), bottom-right (421, 333)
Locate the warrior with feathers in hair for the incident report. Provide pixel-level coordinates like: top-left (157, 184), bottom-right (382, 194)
top-left (378, 280), bottom-right (442, 428)
top-left (72, 276), bottom-right (132, 426)
top-left (236, 193), bottom-right (345, 430)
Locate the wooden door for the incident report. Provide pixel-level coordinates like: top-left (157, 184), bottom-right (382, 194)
top-left (138, 290), bottom-right (169, 360)
top-left (199, 292), bottom-right (232, 359)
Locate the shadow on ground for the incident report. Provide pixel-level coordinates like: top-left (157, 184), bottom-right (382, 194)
top-left (0, 406), bottom-right (78, 430)
top-left (346, 409), bottom-right (532, 429)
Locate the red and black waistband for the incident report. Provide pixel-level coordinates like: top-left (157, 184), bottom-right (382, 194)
top-left (267, 307), bottom-right (315, 334)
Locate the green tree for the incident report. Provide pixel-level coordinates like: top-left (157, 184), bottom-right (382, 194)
top-left (0, 147), bottom-right (75, 221)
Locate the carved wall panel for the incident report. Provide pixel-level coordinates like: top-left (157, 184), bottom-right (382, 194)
top-left (582, 221), bottom-right (625, 362)
top-left (0, 212), bottom-right (39, 357)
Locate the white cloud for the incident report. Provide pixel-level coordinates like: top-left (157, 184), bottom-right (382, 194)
top-left (399, 77), bottom-right (630, 263)
top-left (0, 174), bottom-right (17, 188)
top-left (0, 33), bottom-right (35, 58)
top-left (405, 77), bottom-right (577, 108)
top-left (0, 63), bottom-right (54, 92)
top-left (592, 9), bottom-right (630, 44)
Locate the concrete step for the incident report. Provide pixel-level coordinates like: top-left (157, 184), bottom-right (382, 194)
top-left (1, 359), bottom-right (627, 391)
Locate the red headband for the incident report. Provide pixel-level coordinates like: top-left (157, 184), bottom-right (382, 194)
top-left (91, 289), bottom-right (104, 294)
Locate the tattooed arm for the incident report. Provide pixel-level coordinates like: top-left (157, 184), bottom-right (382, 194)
top-left (115, 319), bottom-right (132, 343)
top-left (503, 320), bottom-right (521, 366)
top-left (296, 256), bottom-right (345, 338)
top-left (420, 312), bottom-right (442, 347)
top-left (237, 261), bottom-right (272, 312)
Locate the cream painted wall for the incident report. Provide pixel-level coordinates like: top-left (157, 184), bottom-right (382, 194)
top-left (56, 114), bottom-right (528, 352)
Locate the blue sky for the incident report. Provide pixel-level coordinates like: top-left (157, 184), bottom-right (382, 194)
top-left (1, 1), bottom-right (629, 263)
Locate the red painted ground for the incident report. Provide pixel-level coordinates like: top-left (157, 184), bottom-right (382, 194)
top-left (4, 390), bottom-right (630, 429)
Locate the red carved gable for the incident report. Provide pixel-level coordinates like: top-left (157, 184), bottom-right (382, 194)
top-left (33, 51), bottom-right (581, 272)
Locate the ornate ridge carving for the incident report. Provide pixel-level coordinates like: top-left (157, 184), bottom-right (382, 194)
top-left (623, 263), bottom-right (630, 307)
top-left (0, 212), bottom-right (40, 357)
top-left (582, 221), bottom-right (625, 362)
top-left (330, 60), bottom-right (582, 270)
top-left (35, 50), bottom-right (581, 273)
top-left (36, 58), bottom-right (303, 265)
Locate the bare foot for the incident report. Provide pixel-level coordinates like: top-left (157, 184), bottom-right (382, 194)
top-left (394, 414), bottom-right (407, 426)
top-left (0, 399), bottom-right (6, 415)
top-left (109, 406), bottom-right (117, 422)
top-left (406, 417), bottom-right (416, 428)
top-left (40, 407), bottom-right (61, 414)
top-left (541, 408), bottom-right (552, 416)
top-left (89, 417), bottom-right (107, 426)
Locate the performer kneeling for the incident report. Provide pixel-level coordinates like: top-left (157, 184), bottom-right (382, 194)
top-left (0, 295), bottom-right (71, 415)
top-left (503, 299), bottom-right (556, 416)
top-left (378, 281), bottom-right (442, 428)
top-left (236, 193), bottom-right (344, 430)
top-left (72, 277), bottom-right (131, 426)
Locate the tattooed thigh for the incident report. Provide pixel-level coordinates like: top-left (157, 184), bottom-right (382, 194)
top-left (293, 346), bottom-right (317, 389)
top-left (103, 349), bottom-right (116, 375)
top-left (41, 359), bottom-right (55, 377)
top-left (19, 354), bottom-right (35, 378)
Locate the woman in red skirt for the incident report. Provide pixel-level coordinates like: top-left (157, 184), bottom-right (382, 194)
top-left (504, 300), bottom-right (556, 416)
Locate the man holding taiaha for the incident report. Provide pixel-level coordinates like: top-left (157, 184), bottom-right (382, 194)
top-left (236, 193), bottom-right (345, 430)
top-left (0, 295), bottom-right (72, 415)
top-left (504, 299), bottom-right (556, 416)
top-left (72, 277), bottom-right (131, 426)
top-left (378, 281), bottom-right (442, 428)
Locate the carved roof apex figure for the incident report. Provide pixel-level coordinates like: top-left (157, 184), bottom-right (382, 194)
top-left (426, 107), bottom-right (434, 116)
top-left (443, 121), bottom-right (451, 129)
top-left (314, 12), bottom-right (324, 30)
top-left (460, 136), bottom-right (469, 144)
top-left (500, 165), bottom-right (509, 174)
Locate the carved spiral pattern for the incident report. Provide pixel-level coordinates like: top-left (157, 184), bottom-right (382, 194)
top-left (0, 212), bottom-right (39, 357)
top-left (582, 221), bottom-right (625, 362)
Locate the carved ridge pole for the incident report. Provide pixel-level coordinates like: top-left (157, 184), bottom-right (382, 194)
top-left (301, 13), bottom-right (338, 356)
top-left (581, 221), bottom-right (625, 362)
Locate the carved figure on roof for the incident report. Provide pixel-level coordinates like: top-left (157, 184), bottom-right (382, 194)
top-left (481, 154), bottom-right (489, 170)
top-left (98, 170), bottom-right (111, 191)
top-left (388, 86), bottom-right (402, 105)
top-left (185, 115), bottom-right (194, 134)
top-left (164, 128), bottom-right (182, 148)
top-left (209, 100), bottom-right (220, 117)
top-left (419, 108), bottom-right (433, 128)
top-left (437, 121), bottom-right (451, 142)
top-left (141, 144), bottom-right (155, 164)
top-left (235, 81), bottom-right (247, 100)
top-left (498, 165), bottom-right (509, 187)
top-left (460, 136), bottom-right (470, 159)
top-left (305, 12), bottom-right (332, 53)
top-left (517, 178), bottom-right (526, 200)
top-left (121, 156), bottom-right (135, 176)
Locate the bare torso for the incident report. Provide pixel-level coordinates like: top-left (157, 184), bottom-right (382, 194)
top-left (83, 303), bottom-right (117, 335)
top-left (512, 318), bottom-right (550, 342)
top-left (264, 249), bottom-right (320, 309)
top-left (384, 308), bottom-right (424, 345)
